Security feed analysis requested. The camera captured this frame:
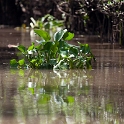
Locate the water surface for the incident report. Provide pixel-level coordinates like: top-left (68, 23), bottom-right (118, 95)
top-left (0, 28), bottom-right (124, 124)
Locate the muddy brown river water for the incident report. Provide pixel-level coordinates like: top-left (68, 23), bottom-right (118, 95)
top-left (0, 28), bottom-right (124, 124)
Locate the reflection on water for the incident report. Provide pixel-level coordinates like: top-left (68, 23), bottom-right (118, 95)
top-left (1, 28), bottom-right (124, 123)
top-left (0, 68), bottom-right (124, 124)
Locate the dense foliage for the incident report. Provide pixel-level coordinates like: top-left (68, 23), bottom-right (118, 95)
top-left (55, 0), bottom-right (124, 43)
top-left (10, 29), bottom-right (95, 70)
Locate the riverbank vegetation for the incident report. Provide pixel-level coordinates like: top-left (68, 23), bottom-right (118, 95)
top-left (10, 29), bottom-right (95, 69)
top-left (1, 0), bottom-right (124, 45)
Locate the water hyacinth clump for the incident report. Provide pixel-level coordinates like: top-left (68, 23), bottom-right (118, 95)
top-left (10, 29), bottom-right (95, 70)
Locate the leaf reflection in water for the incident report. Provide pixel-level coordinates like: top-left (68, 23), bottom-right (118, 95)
top-left (5, 69), bottom-right (123, 123)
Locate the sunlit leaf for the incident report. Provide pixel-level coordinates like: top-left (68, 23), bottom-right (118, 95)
top-left (35, 44), bottom-right (42, 50)
top-left (18, 59), bottom-right (25, 66)
top-left (28, 43), bottom-right (34, 50)
top-left (78, 42), bottom-right (90, 53)
top-left (10, 59), bottom-right (17, 65)
top-left (51, 44), bottom-right (58, 53)
top-left (30, 59), bottom-right (37, 64)
top-left (18, 45), bottom-right (26, 53)
top-left (54, 29), bottom-right (67, 41)
top-left (10, 59), bottom-right (18, 66)
top-left (63, 32), bottom-right (74, 41)
top-left (34, 29), bottom-right (51, 41)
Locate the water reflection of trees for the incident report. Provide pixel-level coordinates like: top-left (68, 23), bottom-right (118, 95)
top-left (0, 68), bottom-right (124, 123)
top-left (7, 69), bottom-right (124, 123)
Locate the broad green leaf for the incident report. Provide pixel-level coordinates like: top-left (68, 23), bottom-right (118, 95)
top-left (18, 59), bottom-right (25, 66)
top-left (51, 44), bottom-right (58, 53)
top-left (30, 59), bottom-right (37, 64)
top-left (60, 50), bottom-right (68, 58)
top-left (78, 42), bottom-right (90, 53)
top-left (34, 29), bottom-right (51, 41)
top-left (83, 44), bottom-right (90, 53)
top-left (43, 42), bottom-right (54, 51)
top-left (58, 40), bottom-right (69, 50)
top-left (54, 29), bottom-right (67, 41)
top-left (28, 43), bottom-right (34, 50)
top-left (53, 47), bottom-right (58, 54)
top-left (35, 44), bottom-right (42, 50)
top-left (18, 45), bottom-right (26, 53)
top-left (69, 47), bottom-right (78, 56)
top-left (10, 59), bottom-right (18, 66)
top-left (63, 32), bottom-right (74, 41)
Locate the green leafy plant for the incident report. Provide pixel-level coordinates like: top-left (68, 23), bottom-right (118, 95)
top-left (10, 29), bottom-right (95, 69)
top-left (30, 14), bottom-right (64, 30)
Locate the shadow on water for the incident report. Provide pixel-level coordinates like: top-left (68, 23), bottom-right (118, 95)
top-left (0, 28), bottom-right (124, 123)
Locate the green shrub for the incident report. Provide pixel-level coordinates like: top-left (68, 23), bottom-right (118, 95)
top-left (30, 14), bottom-right (64, 30)
top-left (10, 29), bottom-right (95, 70)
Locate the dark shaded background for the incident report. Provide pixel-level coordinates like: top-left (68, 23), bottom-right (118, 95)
top-left (0, 0), bottom-right (124, 45)
top-left (0, 0), bottom-right (57, 26)
top-left (0, 0), bottom-right (21, 26)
